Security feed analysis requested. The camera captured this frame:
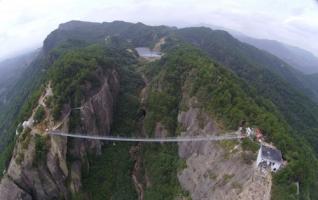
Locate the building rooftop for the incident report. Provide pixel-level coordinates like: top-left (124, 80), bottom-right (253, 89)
top-left (261, 145), bottom-right (283, 162)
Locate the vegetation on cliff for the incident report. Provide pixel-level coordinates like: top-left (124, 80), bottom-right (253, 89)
top-left (80, 55), bottom-right (142, 199)
top-left (176, 28), bottom-right (318, 155)
top-left (0, 56), bottom-right (47, 177)
top-left (143, 45), bottom-right (318, 200)
top-left (1, 21), bottom-right (318, 200)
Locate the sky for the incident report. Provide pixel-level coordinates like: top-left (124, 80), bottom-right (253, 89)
top-left (0, 0), bottom-right (318, 61)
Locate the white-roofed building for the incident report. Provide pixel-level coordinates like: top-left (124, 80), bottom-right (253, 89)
top-left (256, 144), bottom-right (283, 172)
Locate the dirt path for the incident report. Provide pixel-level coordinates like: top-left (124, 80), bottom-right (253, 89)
top-left (23, 83), bottom-right (53, 134)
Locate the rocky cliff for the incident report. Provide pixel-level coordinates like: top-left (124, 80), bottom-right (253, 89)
top-left (0, 20), bottom-right (316, 200)
top-left (177, 99), bottom-right (272, 200)
top-left (138, 44), bottom-right (277, 200)
top-left (0, 68), bottom-right (120, 199)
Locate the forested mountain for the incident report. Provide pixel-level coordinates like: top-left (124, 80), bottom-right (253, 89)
top-left (0, 21), bottom-right (317, 200)
top-left (232, 33), bottom-right (318, 101)
top-left (0, 50), bottom-right (47, 171)
top-left (175, 27), bottom-right (318, 153)
top-left (308, 73), bottom-right (318, 85)
top-left (233, 33), bottom-right (318, 74)
top-left (0, 51), bottom-right (38, 105)
top-left (43, 20), bottom-right (174, 54)
top-left (202, 24), bottom-right (318, 74)
top-left (195, 25), bottom-right (318, 102)
top-left (307, 73), bottom-right (318, 96)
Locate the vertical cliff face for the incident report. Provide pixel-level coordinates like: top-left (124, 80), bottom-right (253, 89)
top-left (1, 20), bottom-right (316, 199)
top-left (67, 69), bottom-right (120, 193)
top-left (80, 69), bottom-right (120, 153)
top-left (177, 100), bottom-right (272, 200)
top-left (0, 68), bottom-right (120, 199)
top-left (0, 111), bottom-right (70, 199)
top-left (138, 44), bottom-right (278, 200)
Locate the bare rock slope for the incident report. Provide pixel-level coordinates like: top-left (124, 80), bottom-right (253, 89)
top-left (177, 99), bottom-right (272, 200)
top-left (0, 70), bottom-right (120, 199)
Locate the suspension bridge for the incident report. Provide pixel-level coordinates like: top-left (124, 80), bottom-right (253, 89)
top-left (48, 130), bottom-right (245, 143)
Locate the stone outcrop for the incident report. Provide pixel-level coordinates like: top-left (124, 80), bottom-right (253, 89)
top-left (67, 69), bottom-right (120, 193)
top-left (80, 69), bottom-right (120, 154)
top-left (177, 99), bottom-right (272, 200)
top-left (0, 128), bottom-right (69, 199)
top-left (0, 68), bottom-right (120, 200)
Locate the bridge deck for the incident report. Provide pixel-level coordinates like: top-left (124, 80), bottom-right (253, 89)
top-left (49, 131), bottom-right (245, 142)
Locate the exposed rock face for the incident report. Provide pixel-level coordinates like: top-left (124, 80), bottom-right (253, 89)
top-left (0, 69), bottom-right (120, 199)
top-left (177, 100), bottom-right (272, 200)
top-left (80, 69), bottom-right (120, 154)
top-left (0, 129), bottom-right (69, 199)
top-left (154, 122), bottom-right (168, 138)
top-left (0, 176), bottom-right (32, 200)
top-left (67, 69), bottom-right (120, 193)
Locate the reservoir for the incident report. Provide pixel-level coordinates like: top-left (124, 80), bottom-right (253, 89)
top-left (135, 47), bottom-right (161, 58)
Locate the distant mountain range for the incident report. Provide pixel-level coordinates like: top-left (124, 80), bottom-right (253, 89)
top-left (201, 24), bottom-right (318, 74)
top-left (0, 51), bottom-right (38, 104)
top-left (234, 34), bottom-right (318, 74)
top-left (1, 20), bottom-right (318, 199)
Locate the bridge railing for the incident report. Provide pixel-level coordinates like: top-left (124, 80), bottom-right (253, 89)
top-left (48, 131), bottom-right (245, 143)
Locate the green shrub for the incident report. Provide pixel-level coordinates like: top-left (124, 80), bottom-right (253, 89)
top-left (241, 138), bottom-right (259, 153)
top-left (81, 59), bottom-right (142, 199)
top-left (82, 143), bottom-right (137, 200)
top-left (16, 124), bottom-right (23, 134)
top-left (219, 140), bottom-right (238, 152)
top-left (34, 106), bottom-right (45, 124)
top-left (45, 96), bottom-right (53, 108)
top-left (34, 135), bottom-right (48, 166)
top-left (143, 45), bottom-right (318, 199)
top-left (143, 144), bottom-right (185, 200)
top-left (21, 132), bottom-right (31, 150)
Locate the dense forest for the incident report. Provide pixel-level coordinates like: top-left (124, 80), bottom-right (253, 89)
top-left (0, 21), bottom-right (318, 200)
top-left (175, 27), bottom-right (318, 154)
top-left (143, 44), bottom-right (318, 199)
top-left (0, 54), bottom-right (47, 174)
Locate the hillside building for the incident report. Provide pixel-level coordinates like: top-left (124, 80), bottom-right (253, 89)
top-left (256, 144), bottom-right (283, 172)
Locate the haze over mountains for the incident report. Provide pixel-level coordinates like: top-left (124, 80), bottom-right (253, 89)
top-left (0, 20), bottom-right (317, 200)
top-left (0, 2), bottom-right (317, 200)
top-left (3, 21), bottom-right (318, 75)
top-left (0, 51), bottom-right (38, 104)
top-left (196, 24), bottom-right (318, 74)
top-left (233, 33), bottom-right (318, 74)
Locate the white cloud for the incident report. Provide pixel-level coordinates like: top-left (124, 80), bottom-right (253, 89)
top-left (0, 0), bottom-right (318, 61)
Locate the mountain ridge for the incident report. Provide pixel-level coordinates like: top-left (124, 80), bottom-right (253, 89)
top-left (0, 20), bottom-right (317, 200)
top-left (234, 33), bottom-right (318, 74)
top-left (198, 23), bottom-right (318, 74)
